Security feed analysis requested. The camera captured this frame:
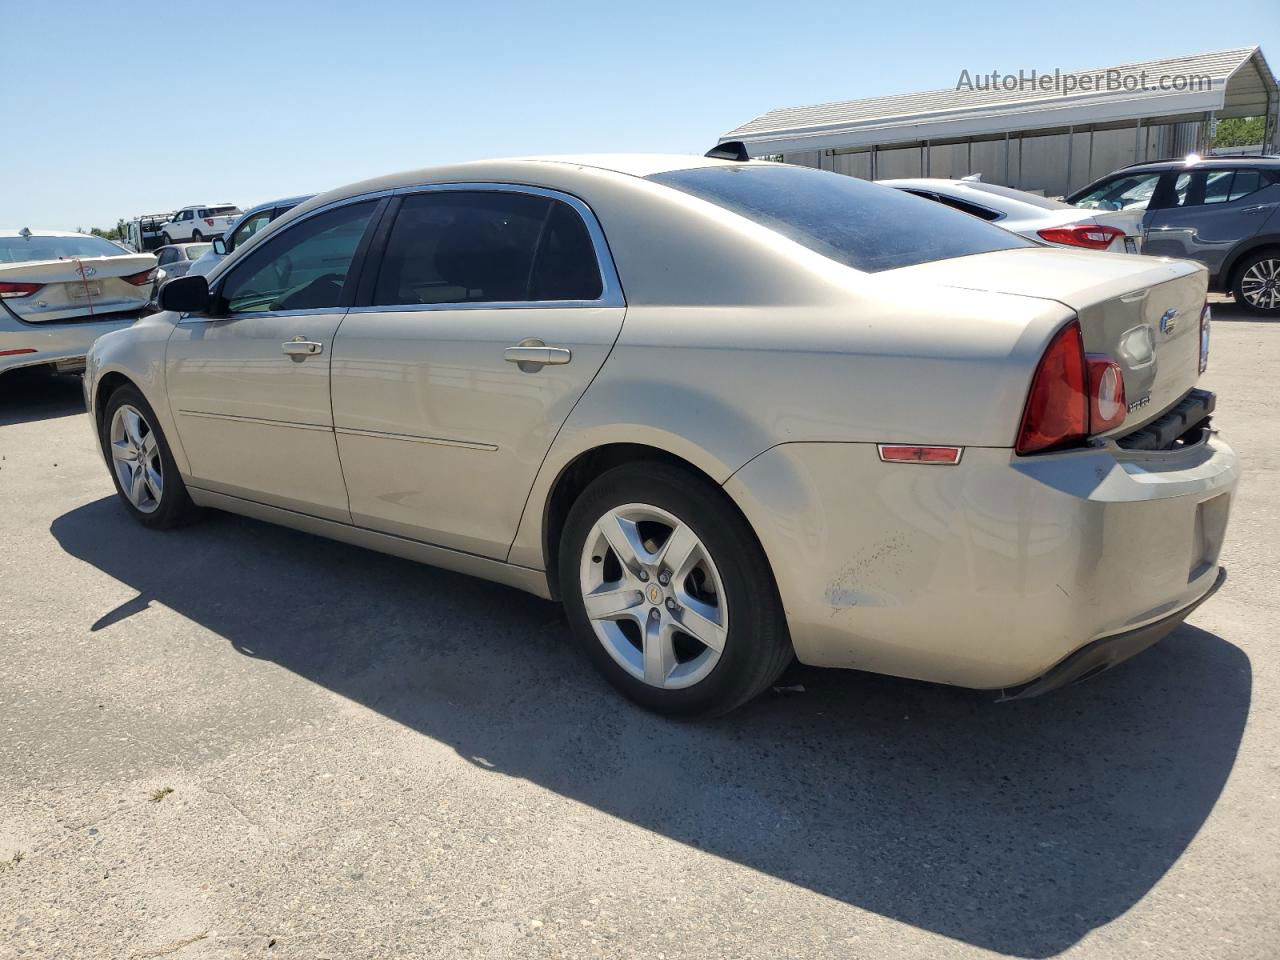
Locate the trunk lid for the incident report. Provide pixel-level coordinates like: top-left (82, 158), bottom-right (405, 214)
top-left (887, 247), bottom-right (1208, 433)
top-left (0, 253), bottom-right (156, 323)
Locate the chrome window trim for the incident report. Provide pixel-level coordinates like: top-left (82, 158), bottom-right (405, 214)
top-left (359, 181), bottom-right (624, 311)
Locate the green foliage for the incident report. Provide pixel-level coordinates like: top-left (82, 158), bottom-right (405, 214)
top-left (81, 218), bottom-right (128, 241)
top-left (1212, 116), bottom-right (1266, 149)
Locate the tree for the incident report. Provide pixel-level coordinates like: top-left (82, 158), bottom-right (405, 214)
top-left (1212, 116), bottom-right (1266, 149)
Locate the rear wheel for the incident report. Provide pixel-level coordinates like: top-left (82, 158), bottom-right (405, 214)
top-left (559, 462), bottom-right (791, 716)
top-left (1232, 251), bottom-right (1280, 315)
top-left (100, 384), bottom-right (199, 529)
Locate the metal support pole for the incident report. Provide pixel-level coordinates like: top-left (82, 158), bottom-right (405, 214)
top-left (1087, 127), bottom-right (1095, 183)
top-left (967, 139), bottom-right (972, 177)
top-left (923, 140), bottom-right (930, 177)
top-left (1004, 131), bottom-right (1010, 184)
top-left (1135, 117), bottom-right (1143, 162)
top-left (1065, 126), bottom-right (1074, 195)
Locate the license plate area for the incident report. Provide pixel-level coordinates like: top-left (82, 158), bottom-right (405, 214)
top-left (67, 282), bottom-right (102, 300)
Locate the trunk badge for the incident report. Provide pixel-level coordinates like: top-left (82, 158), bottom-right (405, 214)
top-left (1160, 309), bottom-right (1178, 335)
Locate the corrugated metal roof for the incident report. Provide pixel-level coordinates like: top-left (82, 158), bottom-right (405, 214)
top-left (723, 47), bottom-right (1276, 151)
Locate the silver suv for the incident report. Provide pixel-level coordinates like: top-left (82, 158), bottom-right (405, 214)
top-left (1069, 157), bottom-right (1280, 315)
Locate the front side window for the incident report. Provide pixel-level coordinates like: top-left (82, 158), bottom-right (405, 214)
top-left (1071, 173), bottom-right (1161, 211)
top-left (218, 200), bottom-right (376, 314)
top-left (371, 191), bottom-right (603, 306)
top-left (649, 165), bottom-right (1031, 273)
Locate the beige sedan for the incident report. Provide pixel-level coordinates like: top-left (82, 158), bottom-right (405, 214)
top-left (83, 151), bottom-right (1237, 715)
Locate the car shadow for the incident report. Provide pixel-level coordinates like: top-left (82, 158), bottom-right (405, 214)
top-left (50, 497), bottom-right (1251, 958)
top-left (0, 370), bottom-right (85, 426)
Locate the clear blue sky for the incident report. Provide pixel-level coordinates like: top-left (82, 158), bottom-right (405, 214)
top-left (5, 0), bottom-right (1277, 230)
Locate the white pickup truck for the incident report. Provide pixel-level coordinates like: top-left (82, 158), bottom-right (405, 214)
top-left (160, 204), bottom-right (242, 244)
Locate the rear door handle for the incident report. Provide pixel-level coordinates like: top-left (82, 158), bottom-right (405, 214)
top-left (282, 337), bottom-right (324, 359)
top-left (504, 344), bottom-right (572, 367)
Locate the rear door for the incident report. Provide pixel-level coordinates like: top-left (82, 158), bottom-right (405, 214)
top-left (1144, 168), bottom-right (1280, 279)
top-left (165, 197), bottom-right (383, 521)
top-left (329, 186), bottom-right (625, 559)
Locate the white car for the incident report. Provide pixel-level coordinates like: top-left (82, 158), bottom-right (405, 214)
top-left (0, 228), bottom-right (156, 377)
top-left (160, 205), bottom-right (242, 244)
top-left (880, 178), bottom-right (1145, 253)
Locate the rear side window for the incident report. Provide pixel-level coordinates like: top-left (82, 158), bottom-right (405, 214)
top-left (931, 193), bottom-right (1002, 221)
top-left (218, 200), bottom-right (376, 314)
top-left (648, 165), bottom-right (1032, 273)
top-left (372, 191), bottom-right (603, 306)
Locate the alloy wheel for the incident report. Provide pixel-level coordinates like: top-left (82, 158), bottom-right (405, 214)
top-left (1240, 258), bottom-right (1280, 310)
top-left (578, 503), bottom-right (728, 689)
top-left (109, 404), bottom-right (163, 514)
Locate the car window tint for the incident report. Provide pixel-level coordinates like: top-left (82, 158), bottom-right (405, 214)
top-left (648, 165), bottom-right (1031, 273)
top-left (219, 201), bottom-right (376, 314)
top-left (1073, 173), bottom-right (1160, 211)
top-left (932, 193), bottom-right (1002, 221)
top-left (1202, 171), bottom-right (1234, 205)
top-left (372, 191), bottom-right (603, 305)
top-left (1228, 170), bottom-right (1264, 201)
top-left (231, 212), bottom-right (273, 250)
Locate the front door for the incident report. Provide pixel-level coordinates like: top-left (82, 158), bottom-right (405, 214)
top-left (165, 198), bottom-right (381, 521)
top-left (330, 187), bottom-right (625, 559)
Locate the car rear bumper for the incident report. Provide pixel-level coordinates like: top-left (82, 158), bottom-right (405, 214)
top-left (0, 312), bottom-right (142, 375)
top-left (724, 432), bottom-right (1238, 690)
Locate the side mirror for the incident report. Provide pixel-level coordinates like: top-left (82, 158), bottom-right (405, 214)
top-left (158, 274), bottom-right (211, 314)
top-left (211, 236), bottom-right (227, 256)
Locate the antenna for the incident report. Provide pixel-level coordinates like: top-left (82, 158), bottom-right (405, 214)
top-left (705, 141), bottom-right (751, 162)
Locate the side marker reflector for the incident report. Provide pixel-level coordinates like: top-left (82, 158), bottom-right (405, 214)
top-left (0, 348), bottom-right (38, 357)
top-left (878, 444), bottom-right (963, 465)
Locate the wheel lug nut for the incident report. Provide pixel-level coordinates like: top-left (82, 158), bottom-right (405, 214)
top-left (638, 570), bottom-right (649, 582)
top-left (658, 572), bottom-right (669, 585)
top-left (665, 598), bottom-right (677, 611)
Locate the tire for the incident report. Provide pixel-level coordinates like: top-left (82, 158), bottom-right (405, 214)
top-left (1231, 250), bottom-right (1280, 315)
top-left (99, 384), bottom-right (199, 530)
top-left (191, 230), bottom-right (203, 241)
top-left (559, 461), bottom-right (792, 716)
top-left (161, 232), bottom-right (174, 246)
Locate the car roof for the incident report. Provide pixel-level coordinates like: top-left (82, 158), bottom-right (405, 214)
top-left (237, 194), bottom-right (315, 218)
top-left (1123, 156), bottom-right (1280, 172)
top-left (0, 228), bottom-right (92, 238)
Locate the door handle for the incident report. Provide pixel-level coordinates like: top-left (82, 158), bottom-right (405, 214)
top-left (282, 337), bottom-right (324, 360)
top-left (504, 342), bottom-right (572, 369)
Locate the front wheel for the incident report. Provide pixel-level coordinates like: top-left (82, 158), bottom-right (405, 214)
top-left (1232, 251), bottom-right (1280, 315)
top-left (559, 462), bottom-right (792, 716)
top-left (191, 229), bottom-right (203, 241)
top-left (100, 384), bottom-right (199, 529)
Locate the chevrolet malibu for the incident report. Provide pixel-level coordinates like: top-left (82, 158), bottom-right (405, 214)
top-left (83, 151), bottom-right (1236, 715)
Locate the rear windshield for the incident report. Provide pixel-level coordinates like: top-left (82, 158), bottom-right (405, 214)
top-left (647, 165), bottom-right (1033, 273)
top-left (207, 206), bottom-right (241, 217)
top-left (0, 235), bottom-right (129, 263)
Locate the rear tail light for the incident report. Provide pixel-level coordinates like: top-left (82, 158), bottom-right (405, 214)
top-left (1199, 302), bottom-right (1211, 373)
top-left (1016, 321), bottom-right (1130, 453)
top-left (122, 268), bottom-right (157, 286)
top-left (1087, 356), bottom-right (1127, 432)
top-left (204, 217), bottom-right (215, 226)
top-left (1016, 321), bottom-right (1089, 454)
top-left (1037, 224), bottom-right (1126, 250)
top-left (0, 281), bottom-right (44, 299)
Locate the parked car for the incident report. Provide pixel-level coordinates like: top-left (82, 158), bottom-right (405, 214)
top-left (161, 204), bottom-right (241, 244)
top-left (881, 177), bottom-right (1145, 253)
top-left (125, 213), bottom-right (173, 253)
top-left (186, 195), bottom-right (313, 278)
top-left (1068, 156), bottom-right (1280, 314)
top-left (153, 243), bottom-right (212, 281)
top-left (1, 228), bottom-right (156, 377)
top-left (86, 153), bottom-right (1234, 715)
